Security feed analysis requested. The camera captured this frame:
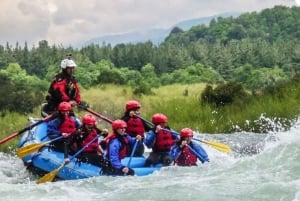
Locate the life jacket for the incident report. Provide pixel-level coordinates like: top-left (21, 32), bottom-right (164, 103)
top-left (47, 73), bottom-right (80, 106)
top-left (80, 129), bottom-right (100, 153)
top-left (125, 117), bottom-right (145, 137)
top-left (106, 133), bottom-right (129, 159)
top-left (175, 146), bottom-right (197, 166)
top-left (153, 129), bottom-right (175, 152)
top-left (59, 116), bottom-right (77, 134)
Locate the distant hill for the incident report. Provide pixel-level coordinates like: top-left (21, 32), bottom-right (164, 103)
top-left (79, 12), bottom-right (240, 47)
top-left (173, 12), bottom-right (240, 30)
top-left (81, 28), bottom-right (169, 47)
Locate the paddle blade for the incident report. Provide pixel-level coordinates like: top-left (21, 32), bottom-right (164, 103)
top-left (201, 140), bottom-right (232, 153)
top-left (36, 164), bottom-right (64, 184)
top-left (17, 143), bottom-right (45, 158)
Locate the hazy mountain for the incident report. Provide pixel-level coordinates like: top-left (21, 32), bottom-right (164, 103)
top-left (81, 28), bottom-right (169, 47)
top-left (79, 12), bottom-right (240, 47)
top-left (174, 12), bottom-right (240, 30)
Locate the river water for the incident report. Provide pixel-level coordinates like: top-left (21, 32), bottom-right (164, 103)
top-left (0, 121), bottom-right (299, 201)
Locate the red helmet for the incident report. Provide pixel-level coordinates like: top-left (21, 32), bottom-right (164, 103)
top-left (152, 113), bottom-right (168, 124)
top-left (82, 114), bottom-right (96, 125)
top-left (112, 120), bottom-right (127, 130)
top-left (125, 100), bottom-right (141, 111)
top-left (58, 102), bottom-right (72, 111)
top-left (180, 128), bottom-right (194, 138)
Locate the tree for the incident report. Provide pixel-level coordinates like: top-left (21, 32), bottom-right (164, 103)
top-left (0, 63), bottom-right (46, 113)
top-left (141, 63), bottom-right (160, 87)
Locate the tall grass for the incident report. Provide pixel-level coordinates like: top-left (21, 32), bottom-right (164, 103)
top-left (0, 112), bottom-right (28, 152)
top-left (1, 82), bottom-right (300, 152)
top-left (81, 83), bottom-right (300, 133)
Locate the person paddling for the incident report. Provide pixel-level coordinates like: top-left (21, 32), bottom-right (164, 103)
top-left (47, 101), bottom-right (81, 163)
top-left (170, 128), bottom-right (209, 166)
top-left (105, 120), bottom-right (142, 176)
top-left (121, 100), bottom-right (151, 157)
top-left (144, 113), bottom-right (178, 167)
top-left (72, 114), bottom-right (110, 170)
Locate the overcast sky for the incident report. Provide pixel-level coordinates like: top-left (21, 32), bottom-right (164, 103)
top-left (0, 0), bottom-right (298, 48)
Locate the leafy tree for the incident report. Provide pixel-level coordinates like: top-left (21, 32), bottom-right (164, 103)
top-left (75, 57), bottom-right (99, 88)
top-left (133, 80), bottom-right (154, 96)
top-left (0, 5), bottom-right (299, 115)
top-left (140, 63), bottom-right (160, 87)
top-left (122, 67), bottom-right (143, 87)
top-left (160, 73), bottom-right (174, 85)
top-left (97, 65), bottom-right (126, 85)
top-left (0, 73), bottom-right (14, 114)
top-left (246, 67), bottom-right (288, 89)
top-left (0, 63), bottom-right (46, 113)
top-left (233, 65), bottom-right (288, 89)
top-left (0, 45), bottom-right (9, 69)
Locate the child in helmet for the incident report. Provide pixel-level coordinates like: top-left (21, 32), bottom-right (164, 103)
top-left (42, 54), bottom-right (81, 116)
top-left (144, 113), bottom-right (178, 167)
top-left (72, 114), bottom-right (110, 169)
top-left (47, 101), bottom-right (81, 163)
top-left (170, 128), bottom-right (209, 166)
top-left (105, 120), bottom-right (142, 176)
top-left (121, 100), bottom-right (151, 157)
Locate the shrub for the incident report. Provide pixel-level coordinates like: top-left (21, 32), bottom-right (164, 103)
top-left (201, 81), bottom-right (249, 107)
top-left (133, 81), bottom-right (154, 96)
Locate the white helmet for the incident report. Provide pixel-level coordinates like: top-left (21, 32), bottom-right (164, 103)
top-left (61, 59), bottom-right (77, 69)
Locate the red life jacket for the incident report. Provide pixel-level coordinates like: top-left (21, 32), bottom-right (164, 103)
top-left (59, 116), bottom-right (77, 134)
top-left (106, 133), bottom-right (129, 159)
top-left (126, 117), bottom-right (145, 137)
top-left (49, 74), bottom-right (81, 105)
top-left (153, 129), bottom-right (175, 152)
top-left (175, 146), bottom-right (197, 166)
top-left (81, 129), bottom-right (100, 153)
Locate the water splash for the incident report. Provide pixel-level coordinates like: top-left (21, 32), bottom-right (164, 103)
top-left (0, 120), bottom-right (299, 201)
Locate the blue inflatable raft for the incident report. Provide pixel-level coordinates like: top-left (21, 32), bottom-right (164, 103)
top-left (18, 118), bottom-right (162, 180)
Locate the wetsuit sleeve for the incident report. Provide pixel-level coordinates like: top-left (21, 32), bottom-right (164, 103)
top-left (73, 82), bottom-right (81, 104)
top-left (144, 130), bottom-right (156, 148)
top-left (53, 80), bottom-right (70, 102)
top-left (126, 135), bottom-right (138, 145)
top-left (170, 144), bottom-right (181, 160)
top-left (47, 118), bottom-right (62, 138)
top-left (190, 141), bottom-right (209, 163)
top-left (169, 129), bottom-right (179, 140)
top-left (108, 139), bottom-right (123, 169)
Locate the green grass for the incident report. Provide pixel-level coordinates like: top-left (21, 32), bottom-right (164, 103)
top-left (0, 112), bottom-right (28, 152)
top-left (1, 82), bottom-right (300, 152)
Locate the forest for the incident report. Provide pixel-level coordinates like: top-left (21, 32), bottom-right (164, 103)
top-left (0, 5), bottom-right (299, 115)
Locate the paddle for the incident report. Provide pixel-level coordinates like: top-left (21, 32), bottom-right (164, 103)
top-left (36, 135), bottom-right (99, 184)
top-left (0, 114), bottom-right (55, 145)
top-left (186, 144), bottom-right (207, 162)
top-left (17, 136), bottom-right (64, 158)
top-left (77, 104), bottom-right (113, 124)
top-left (77, 106), bottom-right (141, 174)
top-left (123, 139), bottom-right (139, 176)
top-left (136, 115), bottom-right (232, 153)
top-left (195, 139), bottom-right (232, 153)
top-left (127, 140), bottom-right (139, 168)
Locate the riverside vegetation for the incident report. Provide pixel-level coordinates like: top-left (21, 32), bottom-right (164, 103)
top-left (1, 5), bottom-right (300, 152)
top-left (1, 75), bottom-right (300, 152)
